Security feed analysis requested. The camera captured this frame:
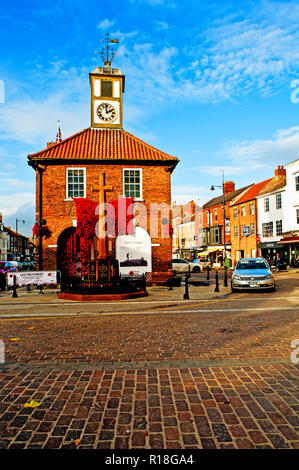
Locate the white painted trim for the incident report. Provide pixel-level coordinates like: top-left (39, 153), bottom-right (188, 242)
top-left (66, 167), bottom-right (86, 200)
top-left (122, 168), bottom-right (143, 200)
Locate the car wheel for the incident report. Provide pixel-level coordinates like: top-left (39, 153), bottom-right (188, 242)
top-left (193, 266), bottom-right (200, 273)
top-left (231, 283), bottom-right (237, 293)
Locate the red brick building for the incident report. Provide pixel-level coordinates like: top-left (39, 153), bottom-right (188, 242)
top-left (27, 61), bottom-right (179, 278)
top-left (197, 182), bottom-right (251, 263)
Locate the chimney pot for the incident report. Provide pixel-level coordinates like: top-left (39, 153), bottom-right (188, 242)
top-left (223, 181), bottom-right (235, 195)
top-left (275, 165), bottom-right (286, 177)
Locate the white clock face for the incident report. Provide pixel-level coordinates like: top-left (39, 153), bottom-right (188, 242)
top-left (97, 103), bottom-right (117, 122)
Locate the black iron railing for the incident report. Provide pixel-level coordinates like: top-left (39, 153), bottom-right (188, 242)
top-left (61, 274), bottom-right (146, 295)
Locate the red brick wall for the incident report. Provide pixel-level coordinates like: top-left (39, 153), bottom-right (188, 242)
top-left (36, 163), bottom-right (173, 272)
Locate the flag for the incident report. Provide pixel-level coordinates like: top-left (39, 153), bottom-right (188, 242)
top-left (56, 121), bottom-right (62, 143)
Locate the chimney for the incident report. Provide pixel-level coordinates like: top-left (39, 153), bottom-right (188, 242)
top-left (47, 142), bottom-right (55, 148)
top-left (275, 165), bottom-right (286, 177)
top-left (0, 212), bottom-right (2, 224)
top-left (223, 181), bottom-right (235, 195)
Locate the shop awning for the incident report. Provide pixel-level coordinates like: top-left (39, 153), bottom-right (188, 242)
top-left (278, 236), bottom-right (299, 244)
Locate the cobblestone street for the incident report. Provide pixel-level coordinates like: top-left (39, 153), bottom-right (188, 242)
top-left (0, 272), bottom-right (298, 450)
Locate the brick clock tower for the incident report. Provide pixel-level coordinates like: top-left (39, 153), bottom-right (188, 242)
top-left (28, 36), bottom-right (179, 281)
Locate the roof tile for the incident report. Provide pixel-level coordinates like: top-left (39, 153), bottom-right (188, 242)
top-left (28, 128), bottom-right (179, 164)
top-left (231, 178), bottom-right (273, 205)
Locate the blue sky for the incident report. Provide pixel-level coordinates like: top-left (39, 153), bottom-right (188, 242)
top-left (1, 0), bottom-right (299, 236)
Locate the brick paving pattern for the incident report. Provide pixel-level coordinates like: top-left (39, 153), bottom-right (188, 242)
top-left (0, 284), bottom-right (299, 449)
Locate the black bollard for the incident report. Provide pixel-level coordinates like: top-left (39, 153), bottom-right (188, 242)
top-left (39, 284), bottom-right (44, 295)
top-left (168, 275), bottom-right (174, 290)
top-left (11, 275), bottom-right (18, 298)
top-left (183, 273), bottom-right (189, 299)
top-left (215, 270), bottom-right (219, 292)
top-left (206, 265), bottom-right (210, 280)
top-left (26, 284), bottom-right (31, 293)
top-left (224, 266), bottom-right (228, 287)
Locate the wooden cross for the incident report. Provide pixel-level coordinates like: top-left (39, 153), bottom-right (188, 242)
top-left (97, 172), bottom-right (113, 259)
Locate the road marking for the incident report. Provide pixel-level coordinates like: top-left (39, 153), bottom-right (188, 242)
top-left (0, 304), bottom-right (299, 320)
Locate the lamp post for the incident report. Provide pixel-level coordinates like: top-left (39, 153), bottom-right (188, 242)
top-left (210, 171), bottom-right (228, 287)
top-left (16, 218), bottom-right (25, 234)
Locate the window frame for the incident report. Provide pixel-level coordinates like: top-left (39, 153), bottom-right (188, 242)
top-left (264, 197), bottom-right (270, 212)
top-left (295, 175), bottom-right (299, 192)
top-left (122, 168), bottom-right (143, 201)
top-left (66, 167), bottom-right (86, 200)
top-left (262, 221), bottom-right (273, 238)
top-left (276, 193), bottom-right (282, 210)
top-left (276, 220), bottom-right (283, 236)
top-left (241, 206), bottom-right (246, 217)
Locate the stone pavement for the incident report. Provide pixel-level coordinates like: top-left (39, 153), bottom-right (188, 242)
top-left (0, 271), bottom-right (298, 450)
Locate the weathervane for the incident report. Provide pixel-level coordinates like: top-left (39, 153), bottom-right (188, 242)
top-left (97, 33), bottom-right (119, 67)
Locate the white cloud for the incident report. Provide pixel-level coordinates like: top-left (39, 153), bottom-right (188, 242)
top-left (97, 18), bottom-right (115, 30)
top-left (226, 126), bottom-right (299, 167)
top-left (156, 21), bottom-right (169, 30)
top-left (182, 126), bottom-right (299, 180)
top-left (0, 64), bottom-right (90, 146)
top-left (171, 184), bottom-right (209, 206)
top-left (0, 193), bottom-right (35, 217)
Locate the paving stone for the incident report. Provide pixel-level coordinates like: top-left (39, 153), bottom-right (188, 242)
top-left (212, 423), bottom-right (232, 442)
top-left (115, 437), bottom-right (129, 449)
top-left (267, 434), bottom-right (290, 449)
top-left (1, 288), bottom-right (299, 450)
top-left (149, 433), bottom-right (164, 449)
top-left (132, 431), bottom-right (146, 446)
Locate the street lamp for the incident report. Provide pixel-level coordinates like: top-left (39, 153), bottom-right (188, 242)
top-left (16, 218), bottom-right (25, 234)
top-left (210, 171), bottom-right (228, 287)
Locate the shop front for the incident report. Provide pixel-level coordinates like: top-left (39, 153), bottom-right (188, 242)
top-left (278, 235), bottom-right (299, 266)
top-left (260, 241), bottom-right (288, 265)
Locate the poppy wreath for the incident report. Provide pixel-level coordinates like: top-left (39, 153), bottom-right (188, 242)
top-left (73, 197), bottom-right (135, 276)
top-left (73, 198), bottom-right (98, 277)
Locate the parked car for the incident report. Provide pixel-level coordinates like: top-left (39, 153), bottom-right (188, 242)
top-left (192, 256), bottom-right (210, 270)
top-left (0, 261), bottom-right (18, 290)
top-left (172, 258), bottom-right (203, 273)
top-left (231, 257), bottom-right (275, 292)
top-left (0, 261), bottom-right (18, 273)
top-left (190, 259), bottom-right (204, 272)
top-left (19, 262), bottom-right (34, 271)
